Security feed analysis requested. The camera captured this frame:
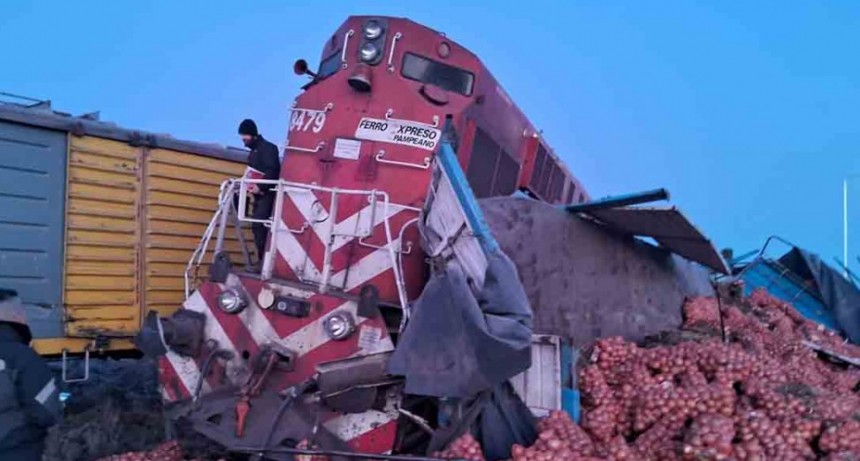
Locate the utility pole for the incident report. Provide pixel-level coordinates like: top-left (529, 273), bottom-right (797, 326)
top-left (843, 175), bottom-right (860, 278)
top-left (845, 178), bottom-right (849, 278)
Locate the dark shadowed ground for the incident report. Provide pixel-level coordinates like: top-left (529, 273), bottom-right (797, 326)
top-left (44, 358), bottom-right (166, 461)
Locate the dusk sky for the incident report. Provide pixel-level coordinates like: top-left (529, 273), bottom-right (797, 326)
top-left (3, 1), bottom-right (859, 272)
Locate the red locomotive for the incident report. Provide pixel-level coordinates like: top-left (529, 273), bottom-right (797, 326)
top-left (152, 15), bottom-right (588, 457)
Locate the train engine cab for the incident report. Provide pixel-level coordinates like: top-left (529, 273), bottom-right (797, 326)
top-left (151, 15), bottom-right (589, 457)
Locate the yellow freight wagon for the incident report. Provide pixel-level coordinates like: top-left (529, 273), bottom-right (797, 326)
top-left (0, 98), bottom-right (252, 356)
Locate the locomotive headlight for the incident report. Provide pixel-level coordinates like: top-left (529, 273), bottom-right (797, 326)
top-left (217, 288), bottom-right (247, 314)
top-left (363, 20), bottom-right (384, 40)
top-left (323, 312), bottom-right (355, 340)
top-left (359, 42), bottom-right (380, 63)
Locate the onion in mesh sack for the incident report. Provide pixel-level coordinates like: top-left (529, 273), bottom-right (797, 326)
top-left (435, 433), bottom-right (486, 461)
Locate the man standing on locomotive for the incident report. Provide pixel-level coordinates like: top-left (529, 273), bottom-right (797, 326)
top-left (238, 119), bottom-right (281, 269)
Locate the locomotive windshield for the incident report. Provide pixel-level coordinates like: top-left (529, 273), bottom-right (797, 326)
top-left (401, 52), bottom-right (474, 96)
top-left (317, 50), bottom-right (342, 79)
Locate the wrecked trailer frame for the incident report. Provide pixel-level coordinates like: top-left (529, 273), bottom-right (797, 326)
top-left (730, 236), bottom-right (845, 335)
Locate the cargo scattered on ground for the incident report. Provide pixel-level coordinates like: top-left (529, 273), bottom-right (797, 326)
top-left (45, 287), bottom-right (860, 461)
top-left (435, 288), bottom-right (860, 461)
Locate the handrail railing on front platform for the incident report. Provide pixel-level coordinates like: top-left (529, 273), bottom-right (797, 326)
top-left (185, 177), bottom-right (413, 311)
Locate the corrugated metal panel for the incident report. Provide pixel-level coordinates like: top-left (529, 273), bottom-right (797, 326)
top-left (586, 206), bottom-right (730, 274)
top-left (740, 260), bottom-right (839, 331)
top-left (0, 121), bottom-right (67, 339)
top-left (510, 335), bottom-right (562, 417)
top-left (64, 136), bottom-right (142, 337)
top-left (143, 147), bottom-right (250, 317)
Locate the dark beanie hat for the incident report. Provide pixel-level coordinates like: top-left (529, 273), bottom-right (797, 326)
top-left (238, 119), bottom-right (258, 136)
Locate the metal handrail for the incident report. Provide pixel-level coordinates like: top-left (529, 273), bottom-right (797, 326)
top-left (185, 176), bottom-right (411, 311)
top-left (184, 181), bottom-right (238, 297)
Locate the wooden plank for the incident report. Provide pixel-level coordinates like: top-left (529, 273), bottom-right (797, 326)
top-left (66, 305), bottom-right (138, 321)
top-left (147, 218), bottom-right (251, 240)
top-left (147, 191), bottom-right (219, 211)
top-left (147, 205), bottom-right (213, 224)
top-left (145, 248), bottom-right (196, 263)
top-left (68, 182), bottom-right (136, 204)
top-left (147, 233), bottom-right (248, 252)
top-left (67, 320), bottom-right (138, 337)
top-left (71, 137), bottom-right (139, 160)
top-left (67, 198), bottom-right (137, 220)
top-left (68, 229), bottom-right (137, 247)
top-left (148, 162), bottom-right (231, 186)
top-left (144, 275), bottom-right (185, 291)
top-left (65, 290), bottom-right (136, 305)
top-left (145, 262), bottom-right (187, 277)
top-left (146, 290), bottom-right (191, 304)
top-left (66, 275), bottom-right (136, 291)
top-left (70, 151), bottom-right (138, 174)
top-left (32, 338), bottom-right (136, 355)
top-left (66, 245), bottom-right (135, 262)
top-left (147, 304), bottom-right (183, 316)
top-left (68, 214), bottom-right (137, 233)
top-left (146, 176), bottom-right (222, 199)
top-left (67, 260), bottom-right (136, 276)
top-left (149, 148), bottom-right (246, 177)
top-left (67, 174), bottom-right (136, 191)
top-left (69, 166), bottom-right (137, 189)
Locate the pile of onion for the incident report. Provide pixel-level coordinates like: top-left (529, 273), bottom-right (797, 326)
top-left (433, 290), bottom-right (860, 461)
top-left (435, 433), bottom-right (486, 461)
top-left (93, 441), bottom-right (220, 461)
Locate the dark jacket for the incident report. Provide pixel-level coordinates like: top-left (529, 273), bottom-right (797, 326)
top-left (0, 323), bottom-right (60, 459)
top-left (248, 135), bottom-right (281, 193)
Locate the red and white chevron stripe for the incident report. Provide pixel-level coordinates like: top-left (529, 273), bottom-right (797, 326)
top-left (271, 187), bottom-right (423, 305)
top-left (158, 273), bottom-right (399, 452)
top-left (159, 178), bottom-right (431, 453)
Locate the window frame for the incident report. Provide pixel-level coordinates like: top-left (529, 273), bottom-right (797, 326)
top-left (317, 49), bottom-right (343, 80)
top-left (400, 52), bottom-right (476, 97)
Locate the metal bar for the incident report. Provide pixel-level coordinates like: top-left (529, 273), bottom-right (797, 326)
top-left (291, 102), bottom-right (334, 114)
top-left (230, 202), bottom-right (253, 268)
top-left (285, 141), bottom-right (325, 154)
top-left (358, 236), bottom-right (413, 254)
top-left (844, 179), bottom-right (849, 278)
top-left (383, 196), bottom-right (410, 315)
top-left (185, 181), bottom-right (234, 297)
top-left (341, 29), bottom-right (355, 68)
top-left (215, 196), bottom-right (231, 253)
top-left (319, 189), bottom-right (339, 293)
top-left (231, 446), bottom-right (466, 461)
top-left (375, 150), bottom-right (431, 170)
top-left (565, 188), bottom-right (670, 213)
top-left (0, 91), bottom-right (46, 104)
top-left (62, 348), bottom-right (90, 383)
top-left (802, 340), bottom-right (860, 367)
top-left (262, 183), bottom-right (286, 279)
top-left (385, 109), bottom-right (439, 128)
top-left (387, 32), bottom-right (403, 72)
